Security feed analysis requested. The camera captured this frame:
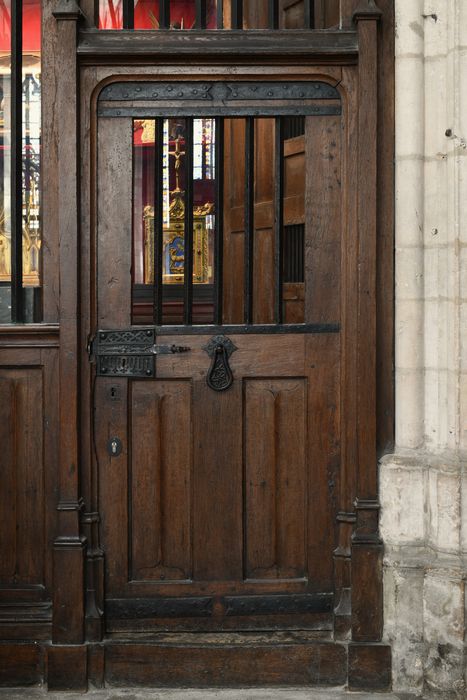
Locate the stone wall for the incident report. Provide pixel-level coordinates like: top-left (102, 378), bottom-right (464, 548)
top-left (381, 0), bottom-right (467, 695)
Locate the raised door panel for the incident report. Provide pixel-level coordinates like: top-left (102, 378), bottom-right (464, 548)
top-left (130, 380), bottom-right (192, 582)
top-left (245, 378), bottom-right (307, 580)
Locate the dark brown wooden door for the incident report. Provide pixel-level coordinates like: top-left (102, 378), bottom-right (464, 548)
top-left (94, 81), bottom-right (342, 634)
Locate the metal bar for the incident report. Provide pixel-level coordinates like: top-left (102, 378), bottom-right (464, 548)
top-left (184, 119), bottom-right (194, 325)
top-left (214, 118), bottom-right (224, 325)
top-left (195, 0), bottom-right (207, 28)
top-left (244, 117), bottom-right (255, 325)
top-left (269, 0), bottom-right (279, 29)
top-left (100, 80), bottom-right (341, 103)
top-left (11, 0), bottom-right (23, 322)
top-left (122, 0), bottom-right (134, 28)
top-left (274, 117), bottom-right (284, 324)
top-left (159, 0), bottom-right (170, 28)
top-left (231, 0), bottom-right (243, 29)
top-left (154, 118), bottom-right (164, 325)
top-left (155, 323), bottom-right (340, 335)
top-left (304, 0), bottom-right (314, 28)
top-left (217, 0), bottom-right (224, 28)
top-left (99, 105), bottom-right (342, 119)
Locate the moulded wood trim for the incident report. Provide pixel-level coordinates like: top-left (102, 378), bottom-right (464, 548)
top-left (77, 28), bottom-right (359, 62)
top-left (0, 325), bottom-right (60, 347)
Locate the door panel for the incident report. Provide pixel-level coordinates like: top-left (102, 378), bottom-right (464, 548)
top-left (245, 378), bottom-right (307, 580)
top-left (95, 82), bottom-right (342, 632)
top-left (130, 380), bottom-right (192, 583)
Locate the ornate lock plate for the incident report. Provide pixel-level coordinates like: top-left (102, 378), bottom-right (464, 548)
top-left (91, 329), bottom-right (190, 378)
top-left (203, 335), bottom-right (238, 392)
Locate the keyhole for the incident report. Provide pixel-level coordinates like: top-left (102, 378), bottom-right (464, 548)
top-left (107, 436), bottom-right (122, 457)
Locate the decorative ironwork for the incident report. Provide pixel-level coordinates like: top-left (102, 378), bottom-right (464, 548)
top-left (100, 81), bottom-right (341, 103)
top-left (98, 81), bottom-right (341, 118)
top-left (203, 335), bottom-right (237, 392)
top-left (92, 328), bottom-right (190, 377)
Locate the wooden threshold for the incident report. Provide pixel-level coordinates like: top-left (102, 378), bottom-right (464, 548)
top-left (104, 636), bottom-right (348, 687)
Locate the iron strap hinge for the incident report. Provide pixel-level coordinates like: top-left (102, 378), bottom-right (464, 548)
top-left (90, 328), bottom-right (190, 378)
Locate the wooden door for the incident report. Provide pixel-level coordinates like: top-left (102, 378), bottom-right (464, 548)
top-left (93, 80), bottom-right (342, 635)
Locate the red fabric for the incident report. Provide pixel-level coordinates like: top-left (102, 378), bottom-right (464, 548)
top-left (0, 0), bottom-right (41, 53)
top-left (100, 0), bottom-right (217, 30)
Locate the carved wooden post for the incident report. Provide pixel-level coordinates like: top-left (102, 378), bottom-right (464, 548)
top-left (348, 0), bottom-right (392, 691)
top-left (49, 0), bottom-right (87, 691)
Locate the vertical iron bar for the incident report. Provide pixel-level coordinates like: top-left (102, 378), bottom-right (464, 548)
top-left (217, 0), bottom-right (224, 28)
top-left (268, 0), bottom-right (279, 29)
top-left (154, 118), bottom-right (164, 325)
top-left (231, 0), bottom-right (243, 29)
top-left (304, 0), bottom-right (314, 28)
top-left (244, 117), bottom-right (254, 325)
top-left (214, 118), bottom-right (224, 325)
top-left (274, 117), bottom-right (284, 324)
top-left (11, 0), bottom-right (23, 322)
top-left (122, 0), bottom-right (134, 28)
top-left (184, 119), bottom-right (194, 325)
top-left (159, 0), bottom-right (170, 28)
top-left (195, 0), bottom-right (207, 28)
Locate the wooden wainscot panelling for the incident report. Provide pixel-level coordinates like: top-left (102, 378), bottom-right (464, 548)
top-left (0, 347), bottom-right (58, 648)
top-left (348, 643), bottom-right (392, 692)
top-left (0, 369), bottom-right (45, 588)
top-left (0, 643), bottom-right (43, 687)
top-left (47, 644), bottom-right (87, 692)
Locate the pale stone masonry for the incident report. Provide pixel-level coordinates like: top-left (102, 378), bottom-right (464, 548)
top-left (381, 0), bottom-right (467, 695)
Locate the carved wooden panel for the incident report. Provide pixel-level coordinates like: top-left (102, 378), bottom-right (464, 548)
top-left (0, 345), bottom-right (58, 614)
top-left (130, 380), bottom-right (192, 582)
top-left (244, 378), bottom-right (307, 580)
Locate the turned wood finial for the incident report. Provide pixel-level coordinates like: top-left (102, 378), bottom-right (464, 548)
top-left (353, 0), bottom-right (383, 22)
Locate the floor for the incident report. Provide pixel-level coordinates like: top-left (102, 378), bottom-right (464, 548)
top-left (0, 690), bottom-right (419, 700)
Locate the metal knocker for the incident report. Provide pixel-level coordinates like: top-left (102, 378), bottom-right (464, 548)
top-left (203, 335), bottom-right (237, 392)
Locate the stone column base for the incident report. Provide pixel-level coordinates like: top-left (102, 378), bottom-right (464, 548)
top-left (380, 452), bottom-right (467, 697)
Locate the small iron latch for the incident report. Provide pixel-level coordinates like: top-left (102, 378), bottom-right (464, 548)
top-left (91, 328), bottom-right (190, 378)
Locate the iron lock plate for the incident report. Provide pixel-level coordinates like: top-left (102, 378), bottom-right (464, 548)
top-left (91, 328), bottom-right (190, 378)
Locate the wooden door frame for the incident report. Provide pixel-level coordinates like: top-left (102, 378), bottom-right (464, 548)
top-left (41, 0), bottom-right (394, 691)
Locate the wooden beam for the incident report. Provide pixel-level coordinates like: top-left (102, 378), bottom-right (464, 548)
top-left (51, 0), bottom-right (86, 647)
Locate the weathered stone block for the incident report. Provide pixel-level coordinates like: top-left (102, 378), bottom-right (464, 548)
top-left (428, 471), bottom-right (461, 553)
top-left (380, 462), bottom-right (425, 545)
top-left (424, 572), bottom-right (465, 646)
top-left (391, 640), bottom-right (425, 694)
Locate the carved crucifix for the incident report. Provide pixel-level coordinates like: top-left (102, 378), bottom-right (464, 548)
top-left (168, 135), bottom-right (186, 192)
